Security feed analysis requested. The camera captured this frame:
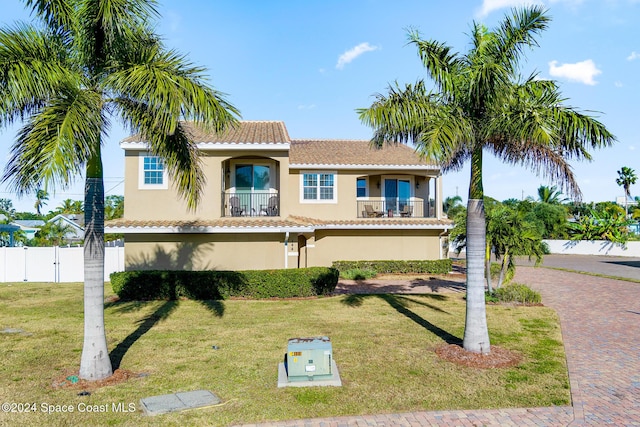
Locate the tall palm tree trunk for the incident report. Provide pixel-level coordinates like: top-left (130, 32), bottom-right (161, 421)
top-left (463, 148), bottom-right (490, 354)
top-left (79, 147), bottom-right (112, 380)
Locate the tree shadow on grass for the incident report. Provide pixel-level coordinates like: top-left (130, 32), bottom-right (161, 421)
top-left (109, 300), bottom-right (179, 370)
top-left (341, 293), bottom-right (461, 345)
top-left (108, 298), bottom-right (225, 370)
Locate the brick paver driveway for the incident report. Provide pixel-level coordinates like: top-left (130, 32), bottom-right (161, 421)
top-left (514, 266), bottom-right (640, 426)
top-left (235, 258), bottom-right (640, 426)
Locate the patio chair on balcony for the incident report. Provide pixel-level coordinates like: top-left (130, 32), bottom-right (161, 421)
top-left (363, 204), bottom-right (384, 218)
top-left (229, 196), bottom-right (245, 217)
top-left (260, 196), bottom-right (279, 216)
top-left (400, 205), bottom-right (413, 217)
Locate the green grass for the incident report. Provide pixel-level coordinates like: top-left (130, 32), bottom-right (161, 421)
top-left (0, 282), bottom-right (570, 426)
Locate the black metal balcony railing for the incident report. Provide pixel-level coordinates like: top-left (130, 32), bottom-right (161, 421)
top-left (222, 192), bottom-right (280, 217)
top-left (357, 200), bottom-right (434, 218)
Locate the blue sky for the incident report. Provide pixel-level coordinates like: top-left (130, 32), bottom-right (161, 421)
top-left (0, 0), bottom-right (638, 213)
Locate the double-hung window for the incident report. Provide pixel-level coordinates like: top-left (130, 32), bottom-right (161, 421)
top-left (139, 155), bottom-right (168, 189)
top-left (301, 172), bottom-right (336, 203)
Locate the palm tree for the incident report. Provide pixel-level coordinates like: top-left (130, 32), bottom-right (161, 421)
top-left (0, 0), bottom-right (239, 380)
top-left (57, 198), bottom-right (84, 214)
top-left (443, 195), bottom-right (463, 218)
top-left (616, 166), bottom-right (637, 217)
top-left (359, 6), bottom-right (615, 354)
top-left (34, 188), bottom-right (49, 215)
top-left (537, 185), bottom-right (566, 204)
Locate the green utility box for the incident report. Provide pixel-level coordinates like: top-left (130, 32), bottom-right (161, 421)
top-left (286, 337), bottom-right (332, 381)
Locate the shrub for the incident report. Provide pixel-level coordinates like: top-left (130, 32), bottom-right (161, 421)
top-left (110, 267), bottom-right (339, 301)
top-left (490, 262), bottom-right (514, 285)
top-left (332, 259), bottom-right (452, 275)
top-left (492, 283), bottom-right (542, 304)
top-left (339, 268), bottom-right (377, 280)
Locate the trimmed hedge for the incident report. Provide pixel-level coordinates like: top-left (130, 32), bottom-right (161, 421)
top-left (110, 267), bottom-right (339, 301)
top-left (332, 259), bottom-right (452, 275)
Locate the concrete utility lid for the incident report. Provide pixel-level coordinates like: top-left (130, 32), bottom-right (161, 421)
top-left (140, 390), bottom-right (220, 415)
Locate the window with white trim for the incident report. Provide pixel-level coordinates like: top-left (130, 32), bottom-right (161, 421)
top-left (139, 155), bottom-right (168, 189)
top-left (301, 172), bottom-right (337, 203)
top-left (356, 177), bottom-right (367, 198)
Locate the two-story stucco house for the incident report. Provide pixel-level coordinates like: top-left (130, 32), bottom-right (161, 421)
top-left (106, 121), bottom-right (453, 271)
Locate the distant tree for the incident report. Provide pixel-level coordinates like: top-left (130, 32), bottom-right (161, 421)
top-left (104, 195), bottom-right (124, 220)
top-left (0, 198), bottom-right (16, 219)
top-left (531, 202), bottom-right (569, 239)
top-left (568, 208), bottom-right (631, 244)
top-left (537, 185), bottom-right (566, 204)
top-left (57, 199), bottom-right (83, 214)
top-left (34, 188), bottom-right (49, 215)
top-left (443, 195), bottom-right (463, 219)
top-left (32, 221), bottom-right (73, 247)
top-left (616, 166), bottom-right (637, 217)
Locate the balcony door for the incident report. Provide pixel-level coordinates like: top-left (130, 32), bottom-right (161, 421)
top-left (235, 164), bottom-right (270, 214)
top-left (384, 178), bottom-right (410, 214)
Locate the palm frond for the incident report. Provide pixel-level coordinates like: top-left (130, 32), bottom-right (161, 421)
top-left (24, 0), bottom-right (75, 33)
top-left (105, 42), bottom-right (239, 135)
top-left (2, 88), bottom-right (104, 195)
top-left (0, 24), bottom-right (80, 125)
top-left (407, 30), bottom-right (461, 97)
top-left (114, 98), bottom-right (205, 209)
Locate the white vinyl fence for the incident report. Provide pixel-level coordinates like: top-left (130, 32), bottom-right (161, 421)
top-left (542, 240), bottom-right (640, 257)
top-left (0, 246), bottom-right (124, 283)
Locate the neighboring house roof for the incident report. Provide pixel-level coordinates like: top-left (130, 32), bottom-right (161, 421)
top-left (48, 214), bottom-right (85, 239)
top-left (13, 220), bottom-right (45, 228)
top-left (121, 121), bottom-right (291, 146)
top-left (105, 216), bottom-right (453, 234)
top-left (290, 139), bottom-right (437, 169)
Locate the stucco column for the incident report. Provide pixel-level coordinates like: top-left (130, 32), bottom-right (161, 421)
top-left (435, 175), bottom-right (444, 219)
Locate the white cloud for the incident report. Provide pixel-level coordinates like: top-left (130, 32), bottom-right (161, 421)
top-left (627, 51), bottom-right (640, 61)
top-left (297, 104), bottom-right (316, 110)
top-left (336, 42), bottom-right (378, 70)
top-left (615, 81), bottom-right (623, 88)
top-left (477, 0), bottom-right (542, 17)
top-left (477, 0), bottom-right (586, 17)
top-left (548, 59), bottom-right (601, 85)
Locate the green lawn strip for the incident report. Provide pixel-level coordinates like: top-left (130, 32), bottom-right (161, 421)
top-left (538, 266), bottom-right (640, 284)
top-left (0, 282), bottom-right (569, 427)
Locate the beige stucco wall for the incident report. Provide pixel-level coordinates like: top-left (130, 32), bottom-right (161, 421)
top-left (286, 169), bottom-right (440, 220)
top-left (124, 149), bottom-right (290, 220)
top-left (304, 229), bottom-right (443, 267)
top-left (124, 233), bottom-right (287, 271)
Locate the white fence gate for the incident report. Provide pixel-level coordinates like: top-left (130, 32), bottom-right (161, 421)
top-left (0, 246), bottom-right (124, 283)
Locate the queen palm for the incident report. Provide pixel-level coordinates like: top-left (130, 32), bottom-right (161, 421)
top-left (0, 0), bottom-right (239, 380)
top-left (616, 166), bottom-right (637, 217)
top-left (359, 6), bottom-right (615, 354)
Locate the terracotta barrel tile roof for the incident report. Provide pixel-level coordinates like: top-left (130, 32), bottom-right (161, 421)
top-left (290, 140), bottom-right (436, 167)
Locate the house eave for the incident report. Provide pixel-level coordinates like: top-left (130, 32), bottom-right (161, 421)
top-left (106, 225), bottom-right (314, 234)
top-left (289, 163), bottom-right (439, 171)
top-left (120, 142), bottom-right (291, 151)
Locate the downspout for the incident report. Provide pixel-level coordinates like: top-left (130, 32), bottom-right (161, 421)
top-left (284, 231), bottom-right (289, 269)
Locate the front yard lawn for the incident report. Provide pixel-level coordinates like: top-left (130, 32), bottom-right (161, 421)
top-left (0, 281), bottom-right (569, 426)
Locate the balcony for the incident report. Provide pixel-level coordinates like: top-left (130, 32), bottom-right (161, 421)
top-left (222, 192), bottom-right (280, 217)
top-left (357, 199), bottom-right (434, 219)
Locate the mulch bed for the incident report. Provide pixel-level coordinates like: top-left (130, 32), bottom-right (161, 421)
top-left (52, 369), bottom-right (141, 391)
top-left (435, 344), bottom-right (522, 369)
